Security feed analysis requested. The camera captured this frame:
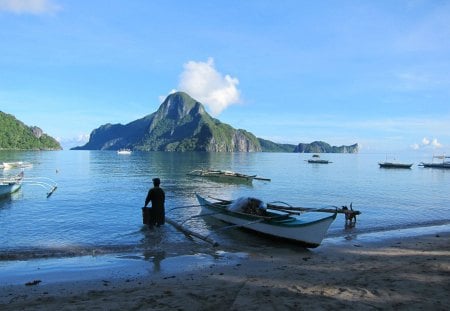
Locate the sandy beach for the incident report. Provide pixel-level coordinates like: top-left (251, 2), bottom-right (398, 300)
top-left (1, 232), bottom-right (449, 310)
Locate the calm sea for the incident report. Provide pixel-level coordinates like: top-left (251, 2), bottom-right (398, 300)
top-left (1, 150), bottom-right (449, 261)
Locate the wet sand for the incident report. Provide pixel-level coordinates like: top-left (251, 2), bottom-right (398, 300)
top-left (0, 232), bottom-right (449, 310)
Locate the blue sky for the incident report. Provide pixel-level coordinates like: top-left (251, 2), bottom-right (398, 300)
top-left (1, 0), bottom-right (449, 153)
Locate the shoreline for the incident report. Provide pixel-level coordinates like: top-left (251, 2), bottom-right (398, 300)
top-left (1, 231), bottom-right (449, 310)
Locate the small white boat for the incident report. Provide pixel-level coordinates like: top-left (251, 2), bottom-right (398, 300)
top-left (187, 169), bottom-right (257, 184)
top-left (117, 149), bottom-right (132, 155)
top-left (2, 161), bottom-right (33, 170)
top-left (0, 172), bottom-right (24, 198)
top-left (196, 194), bottom-right (344, 248)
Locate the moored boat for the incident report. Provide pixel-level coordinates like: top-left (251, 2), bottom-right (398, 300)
top-left (307, 159), bottom-right (332, 164)
top-left (2, 161), bottom-right (33, 169)
top-left (0, 172), bottom-right (24, 198)
top-left (419, 155), bottom-right (450, 169)
top-left (117, 149), bottom-right (132, 155)
top-left (187, 169), bottom-right (257, 184)
top-left (305, 154), bottom-right (332, 164)
top-left (195, 194), bottom-right (341, 248)
top-left (378, 162), bottom-right (413, 169)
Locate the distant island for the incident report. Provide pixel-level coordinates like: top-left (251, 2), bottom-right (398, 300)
top-left (0, 111), bottom-right (61, 150)
top-left (294, 141), bottom-right (359, 153)
top-left (72, 92), bottom-right (358, 153)
top-left (72, 92), bottom-right (261, 152)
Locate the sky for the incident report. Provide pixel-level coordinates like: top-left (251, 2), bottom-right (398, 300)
top-left (1, 0), bottom-right (449, 153)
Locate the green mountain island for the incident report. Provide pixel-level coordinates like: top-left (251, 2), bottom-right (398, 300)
top-left (294, 141), bottom-right (359, 153)
top-left (72, 92), bottom-right (358, 153)
top-left (0, 111), bottom-right (62, 150)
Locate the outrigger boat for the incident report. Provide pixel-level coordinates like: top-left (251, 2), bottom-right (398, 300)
top-left (2, 161), bottom-right (33, 170)
top-left (0, 171), bottom-right (24, 198)
top-left (306, 154), bottom-right (332, 164)
top-left (195, 194), bottom-right (359, 248)
top-left (378, 162), bottom-right (413, 169)
top-left (419, 155), bottom-right (450, 169)
top-left (188, 169), bottom-right (269, 184)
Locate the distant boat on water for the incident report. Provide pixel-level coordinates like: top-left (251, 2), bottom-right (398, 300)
top-left (419, 155), bottom-right (450, 169)
top-left (2, 161), bottom-right (33, 170)
top-left (187, 169), bottom-right (257, 184)
top-left (117, 149), bottom-right (132, 155)
top-left (378, 162), bottom-right (413, 169)
top-left (306, 154), bottom-right (332, 164)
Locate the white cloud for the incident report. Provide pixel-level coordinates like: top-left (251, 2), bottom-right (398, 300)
top-left (178, 58), bottom-right (241, 116)
top-left (431, 138), bottom-right (442, 148)
top-left (0, 0), bottom-right (61, 15)
top-left (412, 137), bottom-right (443, 150)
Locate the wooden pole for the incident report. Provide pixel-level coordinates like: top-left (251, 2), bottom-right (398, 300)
top-left (267, 204), bottom-right (361, 217)
top-left (254, 177), bottom-right (271, 181)
top-left (165, 217), bottom-right (219, 247)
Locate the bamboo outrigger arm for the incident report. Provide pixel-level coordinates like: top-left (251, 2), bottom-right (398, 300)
top-left (165, 217), bottom-right (219, 247)
top-left (267, 203), bottom-right (361, 222)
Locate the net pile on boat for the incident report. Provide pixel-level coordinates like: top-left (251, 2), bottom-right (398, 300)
top-left (227, 197), bottom-right (268, 216)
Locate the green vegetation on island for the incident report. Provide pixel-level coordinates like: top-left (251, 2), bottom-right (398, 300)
top-left (73, 92), bottom-right (262, 152)
top-left (294, 141), bottom-right (358, 153)
top-left (0, 111), bottom-right (62, 150)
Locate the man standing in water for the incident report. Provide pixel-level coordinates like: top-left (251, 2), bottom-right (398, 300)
top-left (144, 178), bottom-right (165, 227)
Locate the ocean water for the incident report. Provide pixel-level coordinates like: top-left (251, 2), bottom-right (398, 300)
top-left (0, 150), bottom-right (449, 261)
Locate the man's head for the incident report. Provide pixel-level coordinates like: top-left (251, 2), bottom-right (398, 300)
top-left (152, 178), bottom-right (161, 186)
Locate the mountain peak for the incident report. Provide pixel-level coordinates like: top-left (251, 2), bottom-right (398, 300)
top-left (157, 92), bottom-right (206, 120)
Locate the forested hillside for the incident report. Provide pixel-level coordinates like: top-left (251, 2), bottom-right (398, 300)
top-left (0, 111), bottom-right (62, 150)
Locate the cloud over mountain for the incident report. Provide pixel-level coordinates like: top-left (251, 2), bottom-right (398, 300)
top-left (178, 58), bottom-right (241, 116)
